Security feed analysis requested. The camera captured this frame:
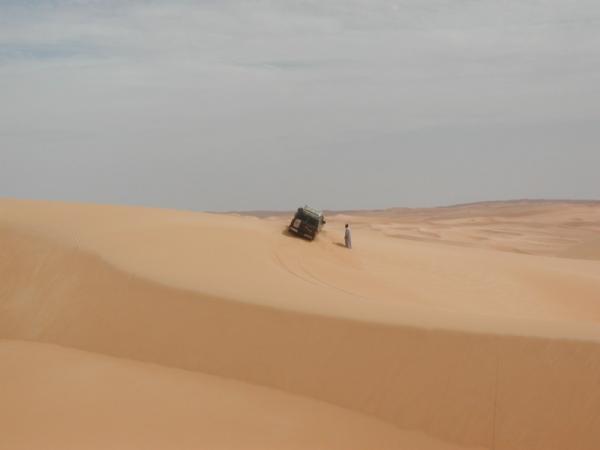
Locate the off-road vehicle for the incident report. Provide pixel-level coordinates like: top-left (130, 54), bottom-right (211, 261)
top-left (288, 206), bottom-right (326, 240)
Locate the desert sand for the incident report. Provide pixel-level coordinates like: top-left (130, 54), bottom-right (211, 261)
top-left (1, 198), bottom-right (600, 450)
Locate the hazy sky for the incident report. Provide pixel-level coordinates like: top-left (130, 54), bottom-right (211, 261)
top-left (1, 0), bottom-right (599, 211)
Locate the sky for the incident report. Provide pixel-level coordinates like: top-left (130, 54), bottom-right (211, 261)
top-left (1, 0), bottom-right (599, 211)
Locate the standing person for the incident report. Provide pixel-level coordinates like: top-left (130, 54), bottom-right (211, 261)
top-left (344, 224), bottom-right (352, 249)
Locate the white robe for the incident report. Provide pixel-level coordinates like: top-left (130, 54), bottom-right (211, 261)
top-left (344, 228), bottom-right (352, 248)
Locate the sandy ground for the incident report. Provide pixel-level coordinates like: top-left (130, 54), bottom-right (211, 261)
top-left (1, 198), bottom-right (600, 450)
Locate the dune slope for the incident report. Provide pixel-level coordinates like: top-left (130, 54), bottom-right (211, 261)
top-left (1, 339), bottom-right (474, 450)
top-left (1, 199), bottom-right (600, 450)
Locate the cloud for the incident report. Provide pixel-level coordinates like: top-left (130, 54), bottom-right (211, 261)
top-left (1, 0), bottom-right (599, 209)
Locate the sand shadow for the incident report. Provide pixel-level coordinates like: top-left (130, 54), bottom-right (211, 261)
top-left (281, 228), bottom-right (295, 238)
top-left (334, 242), bottom-right (349, 249)
top-left (281, 228), bottom-right (314, 242)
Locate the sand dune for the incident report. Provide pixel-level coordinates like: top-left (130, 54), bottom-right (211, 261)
top-left (1, 198), bottom-right (600, 450)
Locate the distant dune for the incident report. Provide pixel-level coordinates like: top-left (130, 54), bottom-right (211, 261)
top-left (560, 237), bottom-right (600, 261)
top-left (1, 198), bottom-right (600, 450)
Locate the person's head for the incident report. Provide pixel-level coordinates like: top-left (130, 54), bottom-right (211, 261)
top-left (345, 224), bottom-right (349, 228)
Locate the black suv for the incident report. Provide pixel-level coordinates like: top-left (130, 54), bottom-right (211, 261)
top-left (288, 206), bottom-right (326, 240)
